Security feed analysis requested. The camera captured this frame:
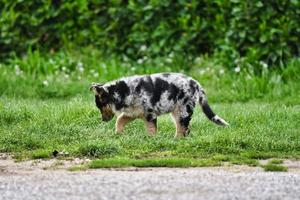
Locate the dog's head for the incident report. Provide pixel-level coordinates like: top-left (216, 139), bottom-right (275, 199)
top-left (90, 83), bottom-right (114, 122)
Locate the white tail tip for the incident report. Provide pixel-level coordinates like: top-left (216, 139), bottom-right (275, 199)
top-left (212, 115), bottom-right (229, 126)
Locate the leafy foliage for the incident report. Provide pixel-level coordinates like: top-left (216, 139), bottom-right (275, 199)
top-left (1, 0), bottom-right (299, 68)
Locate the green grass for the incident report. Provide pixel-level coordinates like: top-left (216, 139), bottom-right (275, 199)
top-left (0, 49), bottom-right (300, 168)
top-left (69, 165), bottom-right (88, 171)
top-left (31, 150), bottom-right (51, 159)
top-left (230, 158), bottom-right (259, 167)
top-left (90, 158), bottom-right (191, 168)
top-left (90, 158), bottom-right (221, 168)
top-left (262, 164), bottom-right (288, 172)
top-left (268, 159), bottom-right (284, 165)
top-left (1, 49), bottom-right (300, 103)
top-left (0, 97), bottom-right (299, 167)
top-left (261, 159), bottom-right (287, 172)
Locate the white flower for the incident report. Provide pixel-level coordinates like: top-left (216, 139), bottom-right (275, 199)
top-left (260, 61), bottom-right (268, 69)
top-left (77, 62), bottom-right (84, 73)
top-left (42, 80), bottom-right (49, 86)
top-left (64, 74), bottom-right (69, 79)
top-left (62, 66), bottom-right (67, 71)
top-left (246, 74), bottom-right (252, 80)
top-left (140, 45), bottom-right (147, 52)
top-left (194, 57), bottom-right (202, 64)
top-left (168, 52), bottom-right (174, 58)
top-left (77, 62), bottom-right (83, 68)
top-left (199, 69), bottom-right (205, 75)
top-left (16, 70), bottom-right (23, 76)
top-left (137, 58), bottom-right (143, 64)
top-left (166, 58), bottom-right (172, 63)
top-left (219, 69), bottom-right (225, 75)
top-left (78, 67), bottom-right (84, 73)
top-left (15, 65), bottom-right (23, 76)
top-left (123, 56), bottom-right (129, 62)
top-left (234, 66), bottom-right (241, 73)
top-left (123, 63), bottom-right (130, 67)
top-left (49, 59), bottom-right (55, 64)
top-left (93, 73), bottom-right (99, 77)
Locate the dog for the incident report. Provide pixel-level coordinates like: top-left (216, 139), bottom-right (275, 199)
top-left (90, 72), bottom-right (228, 137)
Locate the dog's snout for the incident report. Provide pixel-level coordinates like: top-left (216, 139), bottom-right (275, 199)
top-left (101, 113), bottom-right (114, 122)
top-left (102, 117), bottom-right (110, 122)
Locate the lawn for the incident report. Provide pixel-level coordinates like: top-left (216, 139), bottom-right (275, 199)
top-left (0, 51), bottom-right (300, 168)
top-left (1, 96), bottom-right (299, 167)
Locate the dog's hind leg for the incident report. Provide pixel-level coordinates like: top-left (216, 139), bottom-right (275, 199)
top-left (172, 104), bottom-right (194, 138)
top-left (115, 113), bottom-right (135, 133)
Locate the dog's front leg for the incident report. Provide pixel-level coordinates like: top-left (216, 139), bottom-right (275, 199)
top-left (115, 113), bottom-right (135, 133)
top-left (144, 118), bottom-right (157, 135)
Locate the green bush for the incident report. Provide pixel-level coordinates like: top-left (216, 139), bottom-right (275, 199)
top-left (1, 0), bottom-right (299, 68)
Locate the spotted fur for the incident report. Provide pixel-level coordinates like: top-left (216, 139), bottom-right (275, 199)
top-left (91, 72), bottom-right (229, 137)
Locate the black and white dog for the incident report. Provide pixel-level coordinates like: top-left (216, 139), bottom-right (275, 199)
top-left (90, 73), bottom-right (228, 137)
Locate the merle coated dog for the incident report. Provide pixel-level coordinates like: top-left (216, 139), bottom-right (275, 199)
top-left (90, 73), bottom-right (228, 137)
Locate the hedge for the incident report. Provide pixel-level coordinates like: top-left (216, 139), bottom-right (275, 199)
top-left (1, 0), bottom-right (299, 67)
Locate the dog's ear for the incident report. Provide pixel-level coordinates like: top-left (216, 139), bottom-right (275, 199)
top-left (90, 83), bottom-right (106, 94)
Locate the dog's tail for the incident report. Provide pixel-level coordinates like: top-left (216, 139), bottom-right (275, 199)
top-left (199, 93), bottom-right (229, 126)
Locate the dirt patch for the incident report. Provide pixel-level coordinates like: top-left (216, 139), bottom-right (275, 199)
top-left (1, 153), bottom-right (300, 174)
top-left (0, 153), bottom-right (90, 175)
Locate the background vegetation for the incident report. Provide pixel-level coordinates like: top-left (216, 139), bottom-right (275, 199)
top-left (0, 1), bottom-right (299, 168)
top-left (1, 0), bottom-right (300, 69)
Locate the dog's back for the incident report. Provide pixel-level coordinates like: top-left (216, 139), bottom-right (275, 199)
top-left (111, 72), bottom-right (202, 115)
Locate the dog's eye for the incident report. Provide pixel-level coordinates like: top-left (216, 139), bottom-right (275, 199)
top-left (102, 98), bottom-right (109, 104)
top-left (97, 94), bottom-right (105, 102)
top-left (100, 92), bottom-right (110, 104)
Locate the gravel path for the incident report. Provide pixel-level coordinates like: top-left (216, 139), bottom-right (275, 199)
top-left (1, 157), bottom-right (300, 200)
